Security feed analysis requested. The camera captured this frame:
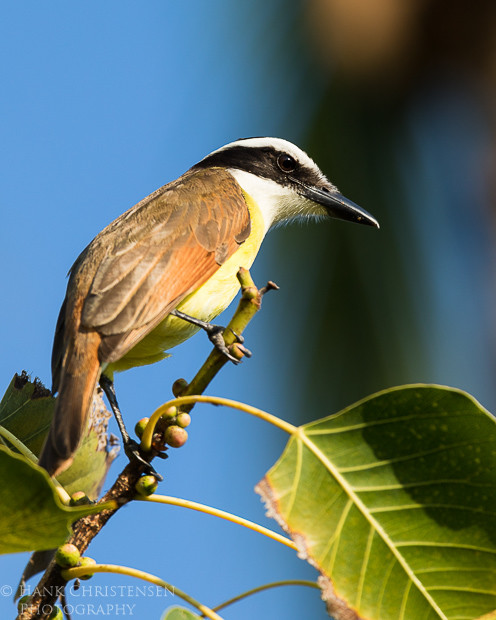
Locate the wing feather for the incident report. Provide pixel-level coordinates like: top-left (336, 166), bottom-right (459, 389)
top-left (53, 167), bottom-right (251, 371)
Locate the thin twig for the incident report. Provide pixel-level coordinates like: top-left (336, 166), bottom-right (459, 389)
top-left (210, 580), bottom-right (320, 614)
top-left (137, 493), bottom-right (297, 550)
top-left (61, 564), bottom-right (223, 620)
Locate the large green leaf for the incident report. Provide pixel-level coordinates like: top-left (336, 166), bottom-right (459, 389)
top-left (257, 385), bottom-right (496, 620)
top-left (0, 372), bottom-right (118, 498)
top-left (0, 446), bottom-right (110, 554)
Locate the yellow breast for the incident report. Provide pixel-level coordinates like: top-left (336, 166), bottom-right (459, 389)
top-left (109, 192), bottom-right (266, 373)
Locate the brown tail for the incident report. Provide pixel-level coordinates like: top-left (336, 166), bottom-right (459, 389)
top-left (38, 332), bottom-right (101, 477)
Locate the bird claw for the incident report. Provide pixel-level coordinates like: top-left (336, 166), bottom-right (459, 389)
top-left (230, 330), bottom-right (244, 345)
top-left (229, 330), bottom-right (252, 359)
top-left (205, 326), bottom-right (240, 364)
top-left (170, 309), bottom-right (251, 364)
top-left (205, 325), bottom-right (252, 364)
top-left (123, 439), bottom-right (163, 481)
top-left (235, 342), bottom-right (252, 358)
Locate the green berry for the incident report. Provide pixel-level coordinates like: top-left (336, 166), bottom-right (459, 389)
top-left (134, 417), bottom-right (149, 439)
top-left (161, 405), bottom-right (177, 420)
top-left (48, 606), bottom-right (63, 620)
top-left (176, 413), bottom-right (191, 428)
top-left (172, 378), bottom-right (188, 397)
top-left (135, 475), bottom-right (158, 496)
top-left (78, 556), bottom-right (96, 580)
top-left (164, 425), bottom-right (188, 448)
top-left (17, 595), bottom-right (31, 612)
top-left (55, 543), bottom-right (80, 568)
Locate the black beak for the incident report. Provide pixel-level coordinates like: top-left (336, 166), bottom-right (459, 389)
top-left (301, 185), bottom-right (379, 228)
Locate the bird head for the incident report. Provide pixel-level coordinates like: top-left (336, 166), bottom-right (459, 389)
top-left (193, 137), bottom-right (379, 232)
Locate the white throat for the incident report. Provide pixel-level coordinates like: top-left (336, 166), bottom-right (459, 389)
top-left (228, 168), bottom-right (325, 234)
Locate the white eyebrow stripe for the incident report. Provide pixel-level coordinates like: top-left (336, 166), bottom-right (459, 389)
top-left (208, 137), bottom-right (318, 171)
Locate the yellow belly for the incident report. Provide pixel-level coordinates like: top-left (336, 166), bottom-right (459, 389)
top-left (108, 192), bottom-right (265, 373)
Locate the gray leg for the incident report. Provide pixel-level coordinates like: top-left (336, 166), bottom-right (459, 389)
top-left (99, 374), bottom-right (163, 481)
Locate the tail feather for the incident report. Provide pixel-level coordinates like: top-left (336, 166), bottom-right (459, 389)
top-left (38, 332), bottom-right (101, 477)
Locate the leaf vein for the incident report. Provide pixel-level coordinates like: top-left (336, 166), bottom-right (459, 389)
top-left (355, 525), bottom-right (374, 610)
top-left (297, 429), bottom-right (447, 618)
top-left (338, 439), bottom-right (494, 473)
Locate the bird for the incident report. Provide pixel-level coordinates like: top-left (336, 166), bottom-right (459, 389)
top-left (38, 137), bottom-right (379, 477)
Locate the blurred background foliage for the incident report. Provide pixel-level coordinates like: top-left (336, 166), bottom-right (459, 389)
top-left (268, 0), bottom-right (496, 419)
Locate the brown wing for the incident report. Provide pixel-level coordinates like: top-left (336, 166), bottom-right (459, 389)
top-left (52, 167), bottom-right (251, 384)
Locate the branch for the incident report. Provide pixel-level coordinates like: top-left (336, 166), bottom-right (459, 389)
top-left (18, 461), bottom-right (141, 620)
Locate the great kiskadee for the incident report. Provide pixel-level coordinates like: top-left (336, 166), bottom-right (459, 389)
top-left (38, 137), bottom-right (379, 476)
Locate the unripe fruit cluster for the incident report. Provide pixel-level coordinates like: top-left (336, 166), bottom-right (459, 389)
top-left (156, 407), bottom-right (190, 448)
top-left (55, 544), bottom-right (96, 580)
top-left (134, 406), bottom-right (191, 451)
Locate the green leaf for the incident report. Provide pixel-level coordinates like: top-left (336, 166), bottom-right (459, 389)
top-left (0, 372), bottom-right (53, 457)
top-left (0, 372), bottom-right (118, 498)
top-left (161, 607), bottom-right (201, 619)
top-left (257, 385), bottom-right (496, 620)
top-left (0, 446), bottom-right (110, 554)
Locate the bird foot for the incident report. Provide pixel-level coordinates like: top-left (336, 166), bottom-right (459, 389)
top-left (123, 439), bottom-right (163, 481)
top-left (171, 309), bottom-right (251, 364)
top-left (204, 324), bottom-right (251, 364)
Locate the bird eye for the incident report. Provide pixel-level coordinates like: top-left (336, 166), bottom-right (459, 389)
top-left (277, 153), bottom-right (297, 173)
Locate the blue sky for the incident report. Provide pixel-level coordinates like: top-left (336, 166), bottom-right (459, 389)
top-left (0, 2), bottom-right (328, 618)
